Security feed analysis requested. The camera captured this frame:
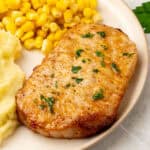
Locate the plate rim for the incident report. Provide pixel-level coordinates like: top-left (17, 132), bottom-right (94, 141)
top-left (80, 0), bottom-right (149, 149)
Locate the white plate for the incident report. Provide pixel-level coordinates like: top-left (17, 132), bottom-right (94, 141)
top-left (1, 0), bottom-right (148, 150)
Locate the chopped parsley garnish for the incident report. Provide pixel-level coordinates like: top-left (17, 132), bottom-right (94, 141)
top-left (82, 59), bottom-right (86, 63)
top-left (72, 77), bottom-right (83, 84)
top-left (76, 49), bottom-right (84, 57)
top-left (93, 69), bottom-right (99, 73)
top-left (65, 83), bottom-right (71, 88)
top-left (81, 32), bottom-right (94, 38)
top-left (101, 60), bottom-right (106, 67)
top-left (111, 63), bottom-right (120, 73)
top-left (40, 95), bottom-right (55, 113)
top-left (92, 89), bottom-right (104, 100)
top-left (133, 2), bottom-right (150, 33)
top-left (101, 45), bottom-right (108, 50)
top-left (95, 51), bottom-right (104, 57)
top-left (39, 104), bottom-right (46, 110)
top-left (97, 31), bottom-right (106, 38)
top-left (122, 52), bottom-right (135, 57)
top-left (72, 66), bottom-right (82, 73)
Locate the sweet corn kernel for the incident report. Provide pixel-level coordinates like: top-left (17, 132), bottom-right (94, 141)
top-left (47, 33), bottom-right (55, 42)
top-left (49, 22), bottom-right (59, 33)
top-left (41, 5), bottom-right (50, 14)
top-left (26, 10), bottom-right (38, 20)
top-left (36, 13), bottom-right (47, 26)
top-left (56, 0), bottom-right (70, 12)
top-left (74, 16), bottom-right (80, 23)
top-left (70, 4), bottom-right (78, 14)
top-left (54, 41), bottom-right (58, 47)
top-left (15, 16), bottom-right (26, 26)
top-left (81, 18), bottom-right (92, 24)
top-left (41, 39), bottom-right (53, 54)
top-left (93, 12), bottom-right (102, 23)
top-left (77, 0), bottom-right (84, 11)
top-left (21, 21), bottom-right (35, 32)
top-left (64, 10), bottom-right (73, 23)
top-left (47, 0), bottom-right (56, 6)
top-left (31, 0), bottom-right (44, 9)
top-left (0, 22), bottom-right (4, 29)
top-left (90, 0), bottom-right (97, 9)
top-left (15, 28), bottom-right (24, 38)
top-left (10, 11), bottom-right (23, 20)
top-left (21, 31), bottom-right (34, 41)
top-left (83, 8), bottom-right (93, 18)
top-left (6, 0), bottom-right (21, 9)
top-left (51, 8), bottom-right (62, 18)
top-left (5, 21), bottom-right (16, 34)
top-left (54, 30), bottom-right (64, 41)
top-left (35, 36), bottom-right (43, 49)
top-left (0, 1), bottom-right (8, 13)
top-left (20, 2), bottom-right (31, 13)
top-left (37, 29), bottom-right (47, 38)
top-left (2, 17), bottom-right (11, 26)
top-left (24, 38), bottom-right (35, 50)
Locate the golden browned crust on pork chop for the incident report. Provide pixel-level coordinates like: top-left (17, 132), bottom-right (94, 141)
top-left (16, 24), bottom-right (137, 138)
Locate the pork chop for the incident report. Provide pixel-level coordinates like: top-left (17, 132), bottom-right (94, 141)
top-left (16, 24), bottom-right (137, 138)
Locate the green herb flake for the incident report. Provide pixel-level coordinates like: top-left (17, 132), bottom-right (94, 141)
top-left (101, 45), bottom-right (108, 50)
top-left (72, 77), bottom-right (84, 84)
top-left (82, 59), bottom-right (86, 63)
top-left (97, 31), bottom-right (106, 38)
top-left (92, 89), bottom-right (104, 100)
top-left (40, 95), bottom-right (55, 113)
top-left (65, 83), bottom-right (71, 88)
top-left (93, 69), bottom-right (99, 73)
top-left (111, 63), bottom-right (120, 73)
top-left (39, 104), bottom-right (46, 110)
top-left (72, 66), bottom-right (82, 74)
top-left (122, 52), bottom-right (135, 57)
top-left (81, 32), bottom-right (94, 38)
top-left (95, 51), bottom-right (104, 57)
top-left (76, 49), bottom-right (84, 57)
top-left (101, 60), bottom-right (106, 67)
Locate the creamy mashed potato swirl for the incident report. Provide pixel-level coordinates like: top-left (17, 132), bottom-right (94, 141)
top-left (0, 30), bottom-right (24, 144)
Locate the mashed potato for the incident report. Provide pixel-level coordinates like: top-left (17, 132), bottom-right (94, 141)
top-left (0, 30), bottom-right (24, 144)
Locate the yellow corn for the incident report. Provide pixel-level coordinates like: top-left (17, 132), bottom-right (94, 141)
top-left (35, 36), bottom-right (43, 49)
top-left (47, 33), bottom-right (55, 41)
top-left (93, 12), bottom-right (102, 23)
top-left (21, 21), bottom-right (35, 32)
top-left (41, 39), bottom-right (53, 54)
top-left (51, 7), bottom-right (62, 18)
top-left (54, 30), bottom-right (64, 41)
top-left (6, 0), bottom-right (21, 10)
top-left (37, 29), bottom-right (47, 38)
top-left (24, 38), bottom-right (35, 50)
top-left (47, 0), bottom-right (56, 6)
top-left (36, 13), bottom-right (47, 26)
top-left (21, 31), bottom-right (34, 41)
top-left (31, 0), bottom-right (45, 9)
top-left (15, 28), bottom-right (24, 38)
top-left (10, 11), bottom-right (23, 20)
top-left (0, 0), bottom-right (101, 53)
top-left (26, 10), bottom-right (37, 21)
top-left (64, 10), bottom-right (73, 23)
top-left (49, 22), bottom-right (59, 33)
top-left (83, 8), bottom-right (93, 18)
top-left (20, 2), bottom-right (31, 13)
top-left (15, 16), bottom-right (26, 26)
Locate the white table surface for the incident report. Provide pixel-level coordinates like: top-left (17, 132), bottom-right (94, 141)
top-left (91, 0), bottom-right (150, 150)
